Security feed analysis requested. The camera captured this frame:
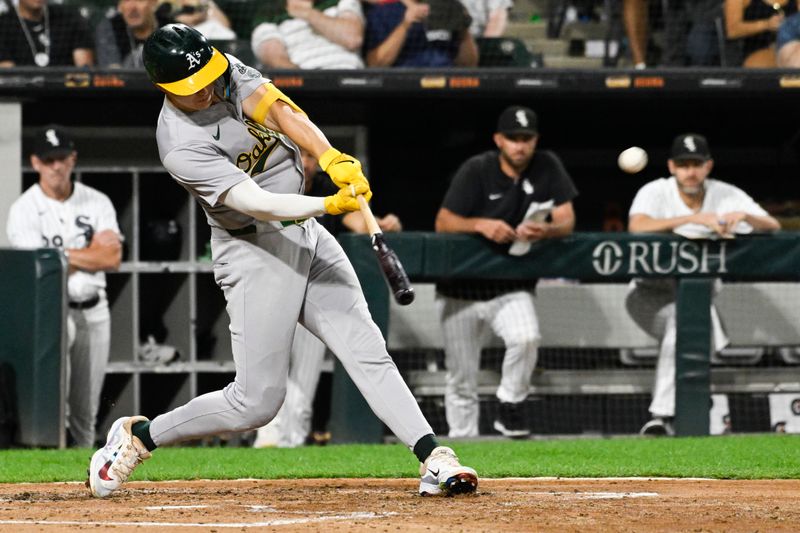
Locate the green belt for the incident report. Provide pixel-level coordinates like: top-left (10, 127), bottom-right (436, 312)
top-left (280, 218), bottom-right (307, 227)
top-left (227, 218), bottom-right (307, 236)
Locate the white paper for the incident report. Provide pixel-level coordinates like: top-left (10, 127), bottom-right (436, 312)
top-left (508, 200), bottom-right (554, 256)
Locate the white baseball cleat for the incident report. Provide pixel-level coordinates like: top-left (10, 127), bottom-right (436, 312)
top-left (87, 416), bottom-right (152, 498)
top-left (418, 446), bottom-right (478, 496)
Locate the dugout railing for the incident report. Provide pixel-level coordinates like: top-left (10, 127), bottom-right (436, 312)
top-left (331, 232), bottom-right (800, 441)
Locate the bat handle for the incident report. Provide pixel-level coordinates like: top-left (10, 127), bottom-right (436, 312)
top-left (357, 194), bottom-right (382, 237)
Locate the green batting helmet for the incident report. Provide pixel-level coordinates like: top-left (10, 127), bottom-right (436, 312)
top-left (143, 23), bottom-right (229, 96)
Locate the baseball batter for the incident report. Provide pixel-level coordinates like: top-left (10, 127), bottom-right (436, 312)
top-left (626, 133), bottom-right (780, 436)
top-left (253, 149), bottom-right (402, 448)
top-left (87, 23), bottom-right (477, 498)
top-left (435, 106), bottom-right (578, 439)
top-left (7, 125), bottom-right (122, 448)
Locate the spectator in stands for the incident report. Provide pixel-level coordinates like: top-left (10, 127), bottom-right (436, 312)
top-left (0, 0), bottom-right (93, 67)
top-left (250, 0), bottom-right (364, 69)
top-left (364, 0), bottom-right (479, 67)
top-left (460, 0), bottom-right (512, 37)
top-left (626, 133), bottom-right (780, 436)
top-left (253, 148), bottom-right (401, 447)
top-left (777, 11), bottom-right (800, 66)
top-left (622, 0), bottom-right (649, 68)
top-left (725, 0), bottom-right (798, 67)
top-left (434, 106), bottom-right (577, 439)
top-left (169, 0), bottom-right (235, 40)
top-left (623, 0), bottom-right (721, 68)
top-left (95, 0), bottom-right (172, 68)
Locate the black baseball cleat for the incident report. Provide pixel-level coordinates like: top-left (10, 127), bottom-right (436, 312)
top-left (418, 446), bottom-right (478, 496)
top-left (640, 417), bottom-right (675, 436)
top-left (493, 402), bottom-right (531, 439)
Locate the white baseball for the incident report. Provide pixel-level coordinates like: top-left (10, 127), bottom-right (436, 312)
top-left (618, 146), bottom-right (648, 174)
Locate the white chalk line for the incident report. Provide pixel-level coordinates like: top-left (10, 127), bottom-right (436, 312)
top-left (0, 511), bottom-right (398, 528)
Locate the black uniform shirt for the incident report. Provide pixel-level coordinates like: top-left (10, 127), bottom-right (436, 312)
top-left (0, 5), bottom-right (92, 66)
top-left (437, 149), bottom-right (578, 299)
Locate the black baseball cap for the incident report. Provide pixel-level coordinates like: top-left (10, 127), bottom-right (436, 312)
top-left (497, 106), bottom-right (538, 136)
top-left (670, 133), bottom-right (711, 162)
top-left (32, 125), bottom-right (75, 159)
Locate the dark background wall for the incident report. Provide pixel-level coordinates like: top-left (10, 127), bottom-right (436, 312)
top-left (19, 87), bottom-right (800, 232)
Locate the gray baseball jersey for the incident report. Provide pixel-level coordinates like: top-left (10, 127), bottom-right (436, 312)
top-left (147, 55), bottom-right (435, 451)
top-left (156, 55), bottom-right (304, 230)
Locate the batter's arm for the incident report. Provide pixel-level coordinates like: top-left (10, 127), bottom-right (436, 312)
top-left (221, 178), bottom-right (328, 220)
top-left (242, 85), bottom-right (331, 160)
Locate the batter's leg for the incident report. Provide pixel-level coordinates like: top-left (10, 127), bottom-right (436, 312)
top-left (489, 291), bottom-right (540, 404)
top-left (149, 228), bottom-right (311, 445)
top-left (299, 223), bottom-right (434, 448)
top-left (67, 300), bottom-right (111, 448)
top-left (281, 324), bottom-right (326, 446)
top-left (256, 323), bottom-right (326, 447)
top-left (436, 295), bottom-right (484, 438)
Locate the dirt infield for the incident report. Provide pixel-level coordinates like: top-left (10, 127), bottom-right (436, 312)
top-left (0, 478), bottom-right (798, 532)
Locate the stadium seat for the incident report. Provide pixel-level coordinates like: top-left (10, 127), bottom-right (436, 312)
top-left (476, 37), bottom-right (543, 68)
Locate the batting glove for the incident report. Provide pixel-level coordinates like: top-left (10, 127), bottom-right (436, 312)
top-left (324, 183), bottom-right (372, 215)
top-left (319, 148), bottom-right (369, 189)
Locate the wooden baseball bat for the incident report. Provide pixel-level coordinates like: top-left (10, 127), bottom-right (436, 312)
top-left (357, 195), bottom-right (415, 305)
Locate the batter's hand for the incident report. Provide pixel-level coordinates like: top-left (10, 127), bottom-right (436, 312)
top-left (324, 183), bottom-right (372, 215)
top-left (319, 148), bottom-right (369, 189)
top-left (475, 219), bottom-right (516, 244)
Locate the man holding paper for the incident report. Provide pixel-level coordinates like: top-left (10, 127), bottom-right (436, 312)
top-left (434, 105), bottom-right (578, 438)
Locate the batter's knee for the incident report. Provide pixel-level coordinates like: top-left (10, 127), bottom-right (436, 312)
top-left (224, 383), bottom-right (286, 431)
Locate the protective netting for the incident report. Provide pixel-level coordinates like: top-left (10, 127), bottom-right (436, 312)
top-left (387, 281), bottom-right (800, 437)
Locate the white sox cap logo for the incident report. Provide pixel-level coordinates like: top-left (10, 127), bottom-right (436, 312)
top-left (683, 136), bottom-right (697, 153)
top-left (45, 129), bottom-right (60, 147)
top-left (515, 110), bottom-right (529, 127)
top-left (185, 51), bottom-right (202, 70)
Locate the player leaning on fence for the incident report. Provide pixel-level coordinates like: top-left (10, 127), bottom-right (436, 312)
top-left (86, 23), bottom-right (478, 498)
top-left (434, 106), bottom-right (578, 439)
top-left (626, 133), bottom-right (780, 436)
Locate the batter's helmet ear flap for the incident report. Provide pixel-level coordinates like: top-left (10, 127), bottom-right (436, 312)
top-left (143, 23), bottom-right (230, 96)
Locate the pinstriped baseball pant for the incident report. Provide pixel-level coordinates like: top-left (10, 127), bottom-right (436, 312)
top-left (148, 218), bottom-right (433, 448)
top-left (437, 291), bottom-right (541, 438)
top-left (625, 279), bottom-right (728, 418)
top-left (65, 297), bottom-right (111, 448)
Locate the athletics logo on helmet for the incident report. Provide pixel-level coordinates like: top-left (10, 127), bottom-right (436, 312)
top-left (143, 23), bottom-right (229, 96)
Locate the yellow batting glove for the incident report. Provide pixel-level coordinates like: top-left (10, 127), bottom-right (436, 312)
top-left (323, 183), bottom-right (372, 215)
top-left (319, 147), bottom-right (369, 189)
top-left (324, 190), bottom-right (359, 215)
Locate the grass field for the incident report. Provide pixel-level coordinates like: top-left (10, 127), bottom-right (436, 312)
top-left (1, 434), bottom-right (799, 484)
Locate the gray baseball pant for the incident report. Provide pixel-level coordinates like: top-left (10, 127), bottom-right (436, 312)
top-left (149, 218), bottom-right (433, 448)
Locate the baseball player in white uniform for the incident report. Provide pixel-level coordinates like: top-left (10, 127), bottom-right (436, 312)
top-left (86, 23), bottom-right (477, 498)
top-left (626, 133), bottom-right (780, 436)
top-left (435, 106), bottom-right (578, 439)
top-left (7, 125), bottom-right (122, 448)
